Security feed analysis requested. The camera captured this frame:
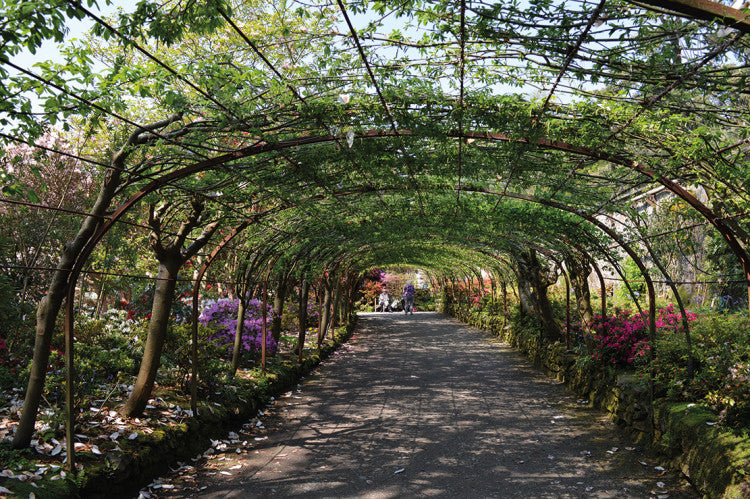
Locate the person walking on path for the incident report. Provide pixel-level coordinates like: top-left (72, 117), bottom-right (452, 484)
top-left (403, 281), bottom-right (415, 314)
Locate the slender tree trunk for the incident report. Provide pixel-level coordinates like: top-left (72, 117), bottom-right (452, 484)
top-left (331, 285), bottom-right (341, 331)
top-left (231, 294), bottom-right (247, 376)
top-left (121, 259), bottom-right (180, 417)
top-left (271, 275), bottom-right (288, 343)
top-left (13, 115), bottom-right (183, 448)
top-left (94, 244), bottom-right (110, 318)
top-left (298, 279), bottom-right (310, 362)
top-left (261, 274), bottom-right (268, 374)
top-left (317, 281), bottom-right (332, 348)
top-left (231, 262), bottom-right (250, 376)
top-left (346, 275), bottom-right (358, 323)
top-left (14, 161), bottom-right (123, 447)
top-left (501, 280), bottom-right (508, 329)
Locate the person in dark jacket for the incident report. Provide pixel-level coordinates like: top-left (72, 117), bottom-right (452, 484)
top-left (403, 281), bottom-right (415, 314)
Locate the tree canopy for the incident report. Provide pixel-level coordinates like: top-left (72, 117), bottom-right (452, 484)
top-left (3, 0), bottom-right (750, 283)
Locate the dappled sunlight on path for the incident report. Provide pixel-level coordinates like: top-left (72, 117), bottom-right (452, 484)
top-left (147, 312), bottom-right (696, 498)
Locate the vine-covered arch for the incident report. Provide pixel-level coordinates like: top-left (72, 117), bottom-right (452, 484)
top-left (3, 0), bottom-right (750, 469)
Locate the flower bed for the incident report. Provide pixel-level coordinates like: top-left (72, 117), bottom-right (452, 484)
top-left (446, 302), bottom-right (750, 498)
top-left (0, 323), bottom-right (356, 498)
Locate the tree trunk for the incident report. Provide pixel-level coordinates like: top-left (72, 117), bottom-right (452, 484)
top-left (121, 196), bottom-right (218, 418)
top-left (516, 264), bottom-right (534, 318)
top-left (13, 115), bottom-right (184, 448)
top-left (121, 259), bottom-right (180, 417)
top-left (271, 275), bottom-right (288, 343)
top-left (346, 274), bottom-right (358, 323)
top-left (501, 280), bottom-right (509, 329)
top-left (13, 157), bottom-right (123, 448)
top-left (298, 279), bottom-right (310, 362)
top-left (231, 261), bottom-right (250, 376)
top-left (231, 293), bottom-right (247, 376)
top-left (317, 280), bottom-right (332, 348)
top-left (515, 249), bottom-right (559, 341)
top-left (565, 251), bottom-right (594, 347)
top-left (120, 258), bottom-right (181, 417)
top-left (331, 285), bottom-right (341, 332)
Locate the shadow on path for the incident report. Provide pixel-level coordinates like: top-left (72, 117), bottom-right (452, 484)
top-left (151, 312), bottom-right (697, 498)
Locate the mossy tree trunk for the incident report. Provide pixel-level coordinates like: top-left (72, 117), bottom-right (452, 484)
top-left (297, 278), bottom-right (310, 362)
top-left (515, 249), bottom-right (560, 342)
top-left (565, 250), bottom-right (595, 350)
top-left (271, 268), bottom-right (290, 343)
top-left (345, 272), bottom-right (359, 323)
top-left (121, 197), bottom-right (218, 418)
top-left (330, 282), bottom-right (341, 336)
top-left (13, 116), bottom-right (183, 449)
top-left (317, 276), bottom-right (332, 348)
top-left (501, 280), bottom-right (509, 329)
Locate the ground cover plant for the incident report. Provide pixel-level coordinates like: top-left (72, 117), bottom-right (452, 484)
top-left (0, 290), bottom-right (337, 495)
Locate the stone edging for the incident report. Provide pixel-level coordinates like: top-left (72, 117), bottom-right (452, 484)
top-left (452, 311), bottom-right (750, 498)
top-left (75, 325), bottom-right (356, 498)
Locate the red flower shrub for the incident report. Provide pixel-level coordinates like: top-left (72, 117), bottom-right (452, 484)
top-left (578, 305), bottom-right (697, 367)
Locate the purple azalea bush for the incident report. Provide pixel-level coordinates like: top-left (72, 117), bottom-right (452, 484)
top-left (199, 298), bottom-right (277, 355)
top-left (283, 300), bottom-right (321, 329)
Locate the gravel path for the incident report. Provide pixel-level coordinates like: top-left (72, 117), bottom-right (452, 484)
top-left (147, 312), bottom-right (697, 498)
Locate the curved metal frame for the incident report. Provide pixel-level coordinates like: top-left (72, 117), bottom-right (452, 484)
top-left (56, 127), bottom-right (745, 467)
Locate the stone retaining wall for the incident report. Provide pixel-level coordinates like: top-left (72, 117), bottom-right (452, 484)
top-left (77, 325), bottom-right (355, 498)
top-left (451, 308), bottom-right (750, 498)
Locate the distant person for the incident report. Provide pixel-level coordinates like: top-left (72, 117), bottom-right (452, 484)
top-left (378, 289), bottom-right (390, 312)
top-left (403, 281), bottom-right (415, 315)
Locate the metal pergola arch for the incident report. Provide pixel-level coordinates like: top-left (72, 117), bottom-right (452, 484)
top-left (5, 0), bottom-right (750, 467)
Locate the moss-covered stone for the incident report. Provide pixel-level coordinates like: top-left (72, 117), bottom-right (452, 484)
top-left (449, 306), bottom-right (750, 498)
top-left (21, 322), bottom-right (360, 498)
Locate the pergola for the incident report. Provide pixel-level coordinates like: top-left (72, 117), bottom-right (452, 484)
top-left (3, 0), bottom-right (750, 467)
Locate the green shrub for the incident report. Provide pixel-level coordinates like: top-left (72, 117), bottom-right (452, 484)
top-left (706, 362), bottom-right (750, 425)
top-left (614, 257), bottom-right (646, 303)
top-left (634, 314), bottom-right (750, 426)
top-left (157, 323), bottom-right (227, 394)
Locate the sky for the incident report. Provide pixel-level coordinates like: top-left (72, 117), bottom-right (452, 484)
top-left (13, 0), bottom-right (130, 67)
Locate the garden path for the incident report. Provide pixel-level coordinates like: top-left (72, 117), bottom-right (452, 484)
top-left (146, 312), bottom-right (697, 498)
